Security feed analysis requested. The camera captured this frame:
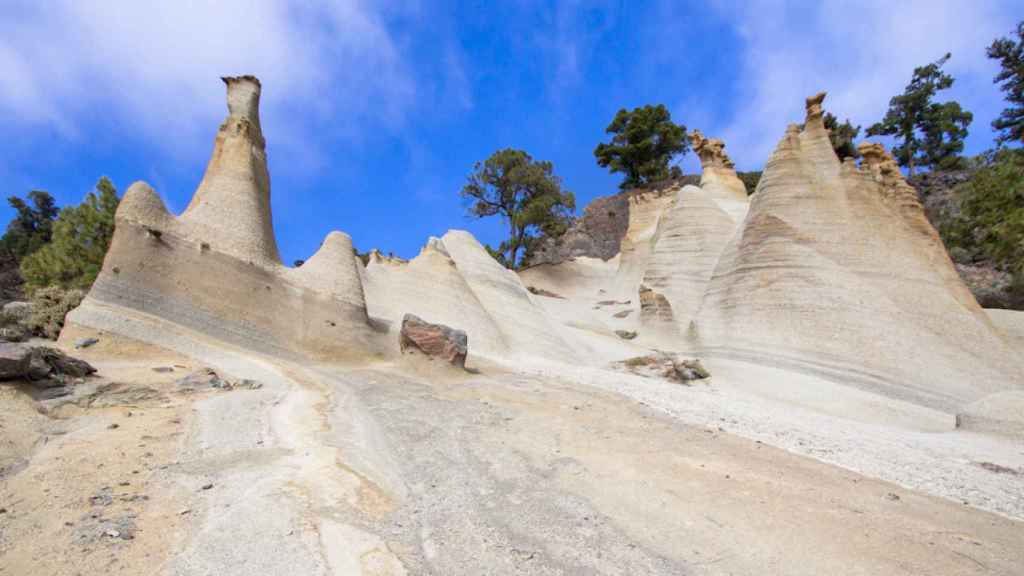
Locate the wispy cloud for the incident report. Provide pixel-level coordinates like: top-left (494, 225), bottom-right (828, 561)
top-left (0, 1), bottom-right (420, 161)
top-left (712, 0), bottom-right (1021, 169)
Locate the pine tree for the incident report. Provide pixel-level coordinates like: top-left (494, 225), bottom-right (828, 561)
top-left (594, 105), bottom-right (688, 189)
top-left (461, 149), bottom-right (575, 269)
top-left (867, 53), bottom-right (972, 175)
top-left (1, 190), bottom-right (59, 261)
top-left (21, 177), bottom-right (120, 293)
top-left (987, 21), bottom-right (1024, 144)
top-left (823, 113), bottom-right (861, 159)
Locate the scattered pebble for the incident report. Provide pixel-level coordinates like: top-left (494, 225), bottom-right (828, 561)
top-left (886, 493), bottom-right (901, 502)
top-left (201, 483), bottom-right (214, 490)
top-left (107, 423), bottom-right (119, 430)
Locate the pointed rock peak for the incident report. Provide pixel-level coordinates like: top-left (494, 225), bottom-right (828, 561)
top-left (222, 76), bottom-right (262, 121)
top-left (181, 75), bottom-right (280, 266)
top-left (117, 181), bottom-right (172, 227)
top-left (856, 141), bottom-right (918, 202)
top-left (803, 91), bottom-right (827, 131)
top-left (689, 130), bottom-right (747, 200)
top-left (420, 236), bottom-right (451, 258)
top-left (689, 130), bottom-right (735, 170)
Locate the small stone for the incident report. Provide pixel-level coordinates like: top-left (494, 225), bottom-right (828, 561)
top-left (886, 493), bottom-right (901, 501)
top-left (74, 337), bottom-right (99, 350)
top-left (105, 530), bottom-right (120, 538)
top-left (107, 423), bottom-right (120, 429)
top-left (614, 330), bottom-right (637, 340)
top-left (152, 366), bottom-right (174, 373)
top-left (201, 483), bottom-right (214, 490)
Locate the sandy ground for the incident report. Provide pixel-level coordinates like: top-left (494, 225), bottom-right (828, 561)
top-left (2, 329), bottom-right (1022, 575)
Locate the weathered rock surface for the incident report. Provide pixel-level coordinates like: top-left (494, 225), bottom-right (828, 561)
top-left (399, 314), bottom-right (468, 368)
top-left (2, 301), bottom-right (31, 322)
top-left (64, 76), bottom-right (381, 361)
top-left (690, 93), bottom-right (1024, 410)
top-left (0, 343), bottom-right (95, 399)
top-left (615, 352), bottom-right (710, 383)
top-left (0, 343), bottom-right (31, 379)
top-left (175, 367), bottom-right (261, 392)
top-left (524, 177), bottom-right (699, 267)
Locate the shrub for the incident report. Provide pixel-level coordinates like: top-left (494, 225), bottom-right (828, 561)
top-left (26, 286), bottom-right (85, 340)
top-left (941, 148), bottom-right (1024, 294)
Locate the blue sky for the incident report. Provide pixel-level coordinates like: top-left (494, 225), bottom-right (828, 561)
top-left (1, 1), bottom-right (1021, 264)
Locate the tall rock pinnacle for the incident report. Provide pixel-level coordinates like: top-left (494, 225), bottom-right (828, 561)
top-left (688, 130), bottom-right (747, 199)
top-left (182, 75), bottom-right (281, 265)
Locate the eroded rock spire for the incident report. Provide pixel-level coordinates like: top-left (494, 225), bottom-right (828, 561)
top-left (182, 75), bottom-right (280, 266)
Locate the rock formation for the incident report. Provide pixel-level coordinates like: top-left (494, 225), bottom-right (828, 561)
top-left (57, 77), bottom-right (1021, 415)
top-left (689, 92), bottom-right (1024, 410)
top-left (65, 77), bottom-right (381, 361)
top-left (64, 76), bottom-right (581, 365)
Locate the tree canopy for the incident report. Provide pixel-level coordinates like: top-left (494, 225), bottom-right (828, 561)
top-left (21, 177), bottom-right (120, 293)
top-left (460, 149), bottom-right (575, 269)
top-left (1, 190), bottom-right (58, 262)
top-left (824, 113), bottom-right (861, 159)
top-left (866, 53), bottom-right (972, 175)
top-left (594, 105), bottom-right (688, 189)
top-left (987, 21), bottom-right (1024, 145)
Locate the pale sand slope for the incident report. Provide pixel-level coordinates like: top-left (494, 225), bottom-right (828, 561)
top-left (4, 313), bottom-right (1021, 575)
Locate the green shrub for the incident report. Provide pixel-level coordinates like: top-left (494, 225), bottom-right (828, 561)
top-left (26, 286), bottom-right (85, 340)
top-left (941, 148), bottom-right (1024, 294)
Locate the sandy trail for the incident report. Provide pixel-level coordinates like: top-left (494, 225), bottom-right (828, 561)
top-left (167, 348), bottom-right (1024, 575)
top-left (4, 336), bottom-right (1023, 575)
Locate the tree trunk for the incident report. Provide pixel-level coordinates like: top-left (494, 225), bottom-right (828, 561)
top-left (508, 221), bottom-right (519, 269)
top-left (908, 156), bottom-right (915, 177)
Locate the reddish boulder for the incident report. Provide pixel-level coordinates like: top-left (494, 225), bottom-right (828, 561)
top-left (399, 314), bottom-right (468, 368)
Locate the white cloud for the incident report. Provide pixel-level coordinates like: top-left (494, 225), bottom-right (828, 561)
top-left (713, 0), bottom-right (1021, 169)
top-left (0, 1), bottom-right (417, 159)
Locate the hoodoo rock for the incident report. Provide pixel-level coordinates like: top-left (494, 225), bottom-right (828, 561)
top-left (63, 76), bottom-right (381, 361)
top-left (689, 92), bottom-right (1024, 409)
top-left (399, 314), bottom-right (468, 368)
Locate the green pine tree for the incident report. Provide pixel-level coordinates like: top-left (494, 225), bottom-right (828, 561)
top-left (460, 149), bottom-right (575, 269)
top-left (867, 53), bottom-right (972, 175)
top-left (1, 190), bottom-right (59, 262)
top-left (987, 21), bottom-right (1024, 145)
top-left (594, 105), bottom-right (688, 189)
top-left (21, 177), bottom-right (120, 293)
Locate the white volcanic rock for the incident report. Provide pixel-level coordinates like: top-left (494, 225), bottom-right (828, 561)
top-left (640, 131), bottom-right (750, 332)
top-left (363, 236), bottom-right (510, 359)
top-left (181, 76), bottom-right (281, 267)
top-left (689, 93), bottom-right (1024, 410)
top-left (440, 230), bottom-right (578, 362)
top-left (64, 77), bottom-right (381, 361)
